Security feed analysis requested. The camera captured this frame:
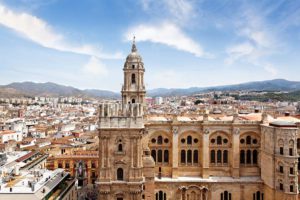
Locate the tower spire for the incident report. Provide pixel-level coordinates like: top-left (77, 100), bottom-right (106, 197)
top-left (131, 36), bottom-right (137, 52)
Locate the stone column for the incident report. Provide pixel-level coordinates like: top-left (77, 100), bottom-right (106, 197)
top-left (202, 128), bottom-right (210, 178)
top-left (232, 127), bottom-right (240, 178)
top-left (131, 138), bottom-right (134, 167)
top-left (101, 138), bottom-right (105, 168)
top-left (172, 126), bottom-right (179, 178)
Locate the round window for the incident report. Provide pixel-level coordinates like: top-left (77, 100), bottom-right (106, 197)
top-left (240, 139), bottom-right (245, 144)
top-left (151, 138), bottom-right (156, 143)
top-left (211, 138), bottom-right (215, 143)
top-left (223, 138), bottom-right (228, 144)
top-left (181, 138), bottom-right (186, 144)
top-left (253, 139), bottom-right (257, 144)
top-left (164, 138), bottom-right (169, 143)
top-left (194, 138), bottom-right (199, 143)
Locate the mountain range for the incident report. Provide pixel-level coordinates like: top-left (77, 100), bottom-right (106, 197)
top-left (0, 79), bottom-right (300, 98)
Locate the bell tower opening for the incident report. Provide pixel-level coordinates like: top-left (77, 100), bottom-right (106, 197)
top-left (131, 73), bottom-right (136, 84)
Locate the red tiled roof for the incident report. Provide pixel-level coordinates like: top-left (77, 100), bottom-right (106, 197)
top-left (16, 151), bottom-right (38, 162)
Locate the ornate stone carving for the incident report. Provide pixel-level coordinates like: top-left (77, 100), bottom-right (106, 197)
top-left (204, 128), bottom-right (210, 135)
top-left (172, 126), bottom-right (178, 135)
top-left (233, 128), bottom-right (240, 135)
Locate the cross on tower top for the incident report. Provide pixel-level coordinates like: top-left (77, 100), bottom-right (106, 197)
top-left (131, 36), bottom-right (137, 52)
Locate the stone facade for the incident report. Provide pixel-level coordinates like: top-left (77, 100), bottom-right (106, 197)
top-left (96, 40), bottom-right (300, 200)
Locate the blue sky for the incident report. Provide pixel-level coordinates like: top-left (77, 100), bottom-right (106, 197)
top-left (0, 0), bottom-right (299, 91)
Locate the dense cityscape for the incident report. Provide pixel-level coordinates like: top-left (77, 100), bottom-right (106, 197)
top-left (1, 1), bottom-right (300, 200)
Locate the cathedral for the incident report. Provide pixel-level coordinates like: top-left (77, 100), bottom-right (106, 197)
top-left (96, 38), bottom-right (300, 200)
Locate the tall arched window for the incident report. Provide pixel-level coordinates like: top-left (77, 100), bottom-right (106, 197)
top-left (193, 150), bottom-right (198, 163)
top-left (246, 150), bottom-right (251, 164)
top-left (240, 150), bottom-right (245, 164)
top-left (217, 136), bottom-right (222, 145)
top-left (151, 150), bottom-right (156, 162)
top-left (181, 150), bottom-right (186, 163)
top-left (211, 150), bottom-right (215, 163)
top-left (117, 168), bottom-right (123, 180)
top-left (223, 150), bottom-right (228, 164)
top-left (118, 144), bottom-right (123, 152)
top-left (187, 136), bottom-right (192, 144)
top-left (164, 150), bottom-right (169, 163)
top-left (253, 150), bottom-right (258, 164)
top-left (253, 191), bottom-right (264, 200)
top-left (157, 136), bottom-right (163, 144)
top-left (158, 150), bottom-right (162, 162)
top-left (156, 191), bottom-right (167, 200)
top-left (217, 150), bottom-right (222, 163)
top-left (246, 136), bottom-right (251, 144)
top-left (220, 191), bottom-right (231, 200)
top-left (131, 73), bottom-right (136, 84)
top-left (187, 150), bottom-right (192, 163)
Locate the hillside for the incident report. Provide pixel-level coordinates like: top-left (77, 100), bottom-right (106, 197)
top-left (0, 79), bottom-right (300, 98)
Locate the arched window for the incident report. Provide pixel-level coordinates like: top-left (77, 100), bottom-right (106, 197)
top-left (223, 150), bottom-right (228, 164)
top-left (217, 150), bottom-right (222, 163)
top-left (217, 136), bottom-right (222, 145)
top-left (117, 168), bottom-right (123, 180)
top-left (247, 150), bottom-right (251, 164)
top-left (187, 136), bottom-right (192, 144)
top-left (181, 150), bottom-right (186, 163)
top-left (157, 136), bottom-right (163, 144)
top-left (151, 150), bottom-right (156, 162)
top-left (246, 136), bottom-right (251, 144)
top-left (240, 150), bottom-right (245, 164)
top-left (256, 191), bottom-right (260, 200)
top-left (211, 150), bottom-right (215, 163)
top-left (193, 150), bottom-right (198, 163)
top-left (253, 191), bottom-right (264, 200)
top-left (221, 191), bottom-right (231, 200)
top-left (187, 150), bottom-right (192, 163)
top-left (131, 73), bottom-right (136, 84)
top-left (164, 150), bottom-right (169, 163)
top-left (156, 191), bottom-right (167, 200)
top-left (118, 144), bottom-right (123, 152)
top-left (131, 99), bottom-right (135, 103)
top-left (253, 150), bottom-right (258, 164)
top-left (297, 138), bottom-right (300, 149)
top-left (158, 150), bottom-right (162, 162)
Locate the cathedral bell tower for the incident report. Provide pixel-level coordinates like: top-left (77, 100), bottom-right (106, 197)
top-left (121, 37), bottom-right (146, 105)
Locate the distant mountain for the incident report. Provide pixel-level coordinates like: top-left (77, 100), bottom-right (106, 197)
top-left (83, 89), bottom-right (119, 98)
top-left (0, 82), bottom-right (119, 98)
top-left (147, 79), bottom-right (300, 96)
top-left (0, 79), bottom-right (300, 98)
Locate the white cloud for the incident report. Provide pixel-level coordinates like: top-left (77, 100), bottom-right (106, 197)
top-left (0, 3), bottom-right (122, 59)
top-left (225, 7), bottom-right (280, 75)
top-left (82, 56), bottom-right (108, 76)
top-left (163, 0), bottom-right (195, 23)
top-left (225, 42), bottom-right (254, 65)
top-left (125, 22), bottom-right (211, 58)
top-left (140, 0), bottom-right (196, 25)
